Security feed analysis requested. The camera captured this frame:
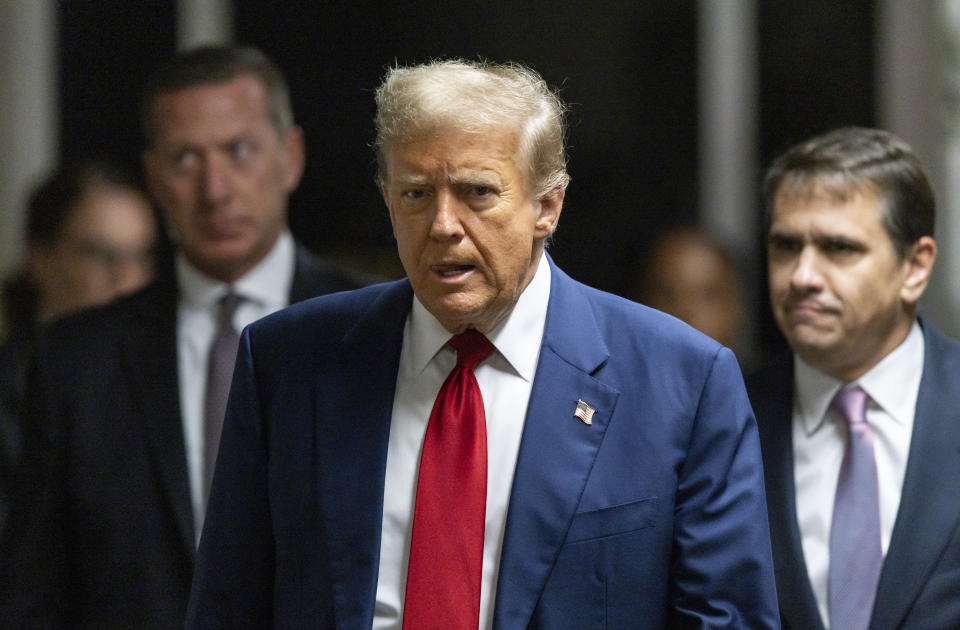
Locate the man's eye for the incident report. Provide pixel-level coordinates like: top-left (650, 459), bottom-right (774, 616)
top-left (230, 141), bottom-right (252, 160)
top-left (472, 186), bottom-right (492, 196)
top-left (403, 189), bottom-right (427, 200)
top-left (768, 235), bottom-right (801, 253)
top-left (823, 240), bottom-right (857, 254)
top-left (173, 150), bottom-right (198, 169)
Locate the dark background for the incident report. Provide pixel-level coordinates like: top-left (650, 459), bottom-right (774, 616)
top-left (57, 0), bottom-right (876, 362)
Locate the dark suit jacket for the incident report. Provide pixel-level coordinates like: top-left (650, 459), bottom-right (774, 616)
top-left (747, 318), bottom-right (960, 630)
top-left (187, 257), bottom-right (779, 629)
top-left (0, 245), bottom-right (363, 629)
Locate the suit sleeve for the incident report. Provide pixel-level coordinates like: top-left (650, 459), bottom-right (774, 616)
top-left (187, 327), bottom-right (274, 629)
top-left (0, 343), bottom-right (71, 627)
top-left (669, 346), bottom-right (780, 629)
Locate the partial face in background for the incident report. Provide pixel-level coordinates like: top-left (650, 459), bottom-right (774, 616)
top-left (636, 231), bottom-right (743, 349)
top-left (143, 74), bottom-right (304, 283)
top-left (382, 127), bottom-right (563, 333)
top-left (29, 184), bottom-right (156, 323)
top-left (767, 184), bottom-right (934, 381)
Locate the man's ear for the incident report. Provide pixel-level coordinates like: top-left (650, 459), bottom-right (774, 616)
top-left (281, 126), bottom-right (306, 192)
top-left (900, 235), bottom-right (937, 305)
top-left (534, 186), bottom-right (564, 239)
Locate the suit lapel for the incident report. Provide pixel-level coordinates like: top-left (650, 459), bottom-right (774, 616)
top-left (493, 261), bottom-right (619, 629)
top-left (754, 358), bottom-right (825, 630)
top-left (871, 321), bottom-right (960, 630)
top-left (115, 249), bottom-right (354, 569)
top-left (316, 281), bottom-right (412, 629)
top-left (124, 283), bottom-right (197, 556)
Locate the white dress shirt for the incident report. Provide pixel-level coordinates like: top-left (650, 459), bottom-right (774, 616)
top-left (373, 252), bottom-right (552, 630)
top-left (793, 321), bottom-right (924, 628)
top-left (176, 230), bottom-right (295, 540)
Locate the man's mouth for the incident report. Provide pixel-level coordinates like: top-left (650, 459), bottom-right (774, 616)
top-left (784, 299), bottom-right (838, 319)
top-left (432, 264), bottom-right (474, 278)
top-left (202, 215), bottom-right (247, 239)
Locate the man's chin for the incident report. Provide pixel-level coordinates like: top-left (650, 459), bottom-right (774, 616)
top-left (788, 333), bottom-right (844, 365)
top-left (423, 293), bottom-right (508, 334)
top-left (187, 241), bottom-right (263, 281)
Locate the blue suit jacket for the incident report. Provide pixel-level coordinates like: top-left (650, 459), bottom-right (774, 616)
top-left (747, 319), bottom-right (960, 630)
top-left (188, 258), bottom-right (778, 629)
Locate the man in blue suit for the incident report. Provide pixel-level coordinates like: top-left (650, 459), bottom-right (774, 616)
top-left (748, 127), bottom-right (960, 630)
top-left (188, 59), bottom-right (778, 629)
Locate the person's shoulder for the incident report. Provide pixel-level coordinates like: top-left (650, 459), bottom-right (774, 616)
top-left (242, 279), bottom-right (410, 370)
top-left (745, 352), bottom-right (793, 393)
top-left (251, 278), bottom-right (409, 339)
top-left (39, 279), bottom-right (175, 352)
top-left (563, 272), bottom-right (723, 358)
top-left (920, 317), bottom-right (960, 359)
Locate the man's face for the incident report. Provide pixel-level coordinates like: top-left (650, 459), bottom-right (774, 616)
top-left (30, 184), bottom-right (156, 322)
top-left (382, 128), bottom-right (562, 333)
top-left (640, 232), bottom-right (743, 349)
top-left (143, 74), bottom-right (303, 282)
top-left (767, 185), bottom-right (928, 381)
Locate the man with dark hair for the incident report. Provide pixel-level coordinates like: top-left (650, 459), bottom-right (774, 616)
top-left (749, 126), bottom-right (960, 630)
top-left (187, 59), bottom-right (778, 629)
top-left (0, 44), bottom-right (363, 628)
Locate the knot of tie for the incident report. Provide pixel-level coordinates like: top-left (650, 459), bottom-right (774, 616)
top-left (218, 292), bottom-right (243, 330)
top-left (831, 386), bottom-right (869, 433)
top-left (448, 330), bottom-right (495, 371)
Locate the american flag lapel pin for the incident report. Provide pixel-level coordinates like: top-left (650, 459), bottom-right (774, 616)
top-left (574, 399), bottom-right (595, 425)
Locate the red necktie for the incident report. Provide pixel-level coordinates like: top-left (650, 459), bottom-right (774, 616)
top-left (402, 330), bottom-right (495, 630)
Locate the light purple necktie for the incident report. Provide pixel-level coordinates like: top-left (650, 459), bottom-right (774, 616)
top-left (202, 291), bottom-right (242, 514)
top-left (829, 386), bottom-right (883, 630)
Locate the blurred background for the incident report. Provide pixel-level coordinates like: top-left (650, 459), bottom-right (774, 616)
top-left (1, 0), bottom-right (957, 366)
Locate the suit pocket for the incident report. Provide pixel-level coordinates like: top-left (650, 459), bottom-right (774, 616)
top-left (565, 497), bottom-right (657, 543)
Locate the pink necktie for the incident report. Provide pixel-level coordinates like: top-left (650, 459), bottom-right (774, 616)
top-left (829, 386), bottom-right (883, 630)
top-left (402, 330), bottom-right (495, 630)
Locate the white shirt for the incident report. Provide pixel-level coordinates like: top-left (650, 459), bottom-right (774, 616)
top-left (373, 252), bottom-right (552, 630)
top-left (793, 320), bottom-right (923, 628)
top-left (176, 230), bottom-right (295, 540)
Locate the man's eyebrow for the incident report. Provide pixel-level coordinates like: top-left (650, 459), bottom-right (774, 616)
top-left (393, 173), bottom-right (432, 187)
top-left (767, 229), bottom-right (801, 240)
top-left (813, 233), bottom-right (867, 248)
top-left (447, 169), bottom-right (502, 186)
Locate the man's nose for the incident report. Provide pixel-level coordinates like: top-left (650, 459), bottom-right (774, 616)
top-left (200, 156), bottom-right (231, 205)
top-left (790, 246), bottom-right (824, 291)
top-left (429, 190), bottom-right (465, 240)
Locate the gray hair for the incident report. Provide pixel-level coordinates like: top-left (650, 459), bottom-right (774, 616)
top-left (374, 59), bottom-right (570, 199)
top-left (141, 44), bottom-right (294, 145)
top-left (763, 126), bottom-right (935, 259)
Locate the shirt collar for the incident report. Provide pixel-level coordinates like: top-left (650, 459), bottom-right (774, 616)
top-left (858, 320), bottom-right (924, 426)
top-left (176, 230), bottom-right (295, 309)
top-left (407, 251), bottom-right (552, 380)
top-left (794, 319), bottom-right (924, 435)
